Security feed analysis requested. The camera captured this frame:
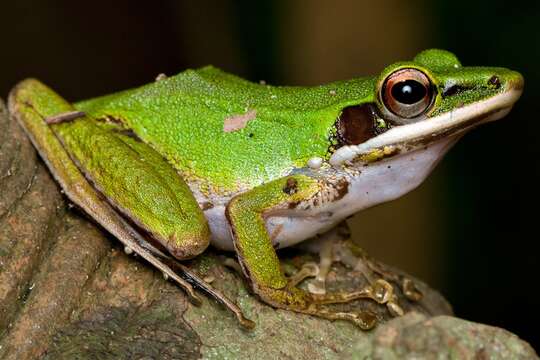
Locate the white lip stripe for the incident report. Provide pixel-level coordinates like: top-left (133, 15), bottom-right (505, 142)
top-left (330, 88), bottom-right (522, 166)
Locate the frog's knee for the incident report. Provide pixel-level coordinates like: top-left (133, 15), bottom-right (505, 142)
top-left (9, 79), bottom-right (73, 119)
top-left (166, 228), bottom-right (210, 260)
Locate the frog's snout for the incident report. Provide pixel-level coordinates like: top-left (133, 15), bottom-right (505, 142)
top-left (503, 70), bottom-right (525, 92)
top-left (488, 69), bottom-right (524, 95)
top-left (495, 69), bottom-right (524, 111)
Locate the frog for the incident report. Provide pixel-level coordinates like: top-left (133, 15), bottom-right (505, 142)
top-left (8, 49), bottom-right (523, 330)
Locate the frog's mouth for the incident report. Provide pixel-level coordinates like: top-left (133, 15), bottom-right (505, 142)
top-left (329, 86), bottom-right (522, 166)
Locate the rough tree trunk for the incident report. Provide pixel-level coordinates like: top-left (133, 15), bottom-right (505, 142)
top-left (0, 99), bottom-right (537, 359)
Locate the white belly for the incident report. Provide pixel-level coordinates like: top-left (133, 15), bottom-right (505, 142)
top-left (204, 137), bottom-right (457, 251)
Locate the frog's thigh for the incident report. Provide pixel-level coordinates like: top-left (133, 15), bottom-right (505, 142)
top-left (225, 175), bottom-right (320, 290)
top-left (55, 120), bottom-right (210, 259)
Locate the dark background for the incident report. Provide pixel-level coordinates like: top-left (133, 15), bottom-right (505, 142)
top-left (1, 0), bottom-right (538, 349)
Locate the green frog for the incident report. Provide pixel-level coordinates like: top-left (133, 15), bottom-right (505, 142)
top-left (9, 49), bottom-right (523, 329)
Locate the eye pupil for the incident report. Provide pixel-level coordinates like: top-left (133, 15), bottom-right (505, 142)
top-left (391, 80), bottom-right (426, 104)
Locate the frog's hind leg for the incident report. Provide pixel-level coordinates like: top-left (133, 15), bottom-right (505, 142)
top-left (54, 112), bottom-right (210, 260)
top-left (9, 79), bottom-right (255, 329)
top-left (297, 221), bottom-right (423, 317)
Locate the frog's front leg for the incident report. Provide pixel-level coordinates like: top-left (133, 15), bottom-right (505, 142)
top-left (226, 175), bottom-right (392, 330)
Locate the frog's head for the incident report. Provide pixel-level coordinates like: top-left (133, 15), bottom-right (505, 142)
top-left (329, 49), bottom-right (524, 167)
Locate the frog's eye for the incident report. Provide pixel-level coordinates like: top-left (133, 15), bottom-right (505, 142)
top-left (381, 68), bottom-right (433, 119)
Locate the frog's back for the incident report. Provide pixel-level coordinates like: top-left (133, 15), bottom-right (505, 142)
top-left (76, 67), bottom-right (371, 194)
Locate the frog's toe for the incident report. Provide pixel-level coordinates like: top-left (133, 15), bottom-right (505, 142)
top-left (315, 307), bottom-right (378, 330)
top-left (307, 278), bottom-right (326, 295)
top-left (401, 277), bottom-right (423, 301)
top-left (257, 285), bottom-right (380, 330)
top-left (285, 260), bottom-right (329, 295)
top-left (310, 278), bottom-right (394, 306)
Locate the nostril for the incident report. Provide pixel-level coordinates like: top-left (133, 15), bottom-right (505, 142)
top-left (488, 75), bottom-right (501, 88)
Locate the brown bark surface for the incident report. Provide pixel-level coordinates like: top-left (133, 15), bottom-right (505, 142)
top-left (0, 99), bottom-right (536, 359)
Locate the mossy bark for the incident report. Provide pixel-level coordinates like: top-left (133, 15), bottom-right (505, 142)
top-left (0, 99), bottom-right (536, 359)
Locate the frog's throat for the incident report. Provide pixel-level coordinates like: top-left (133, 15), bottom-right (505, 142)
top-left (329, 87), bottom-right (522, 167)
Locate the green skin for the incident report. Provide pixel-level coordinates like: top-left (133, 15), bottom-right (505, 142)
top-left (8, 49), bottom-right (523, 328)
